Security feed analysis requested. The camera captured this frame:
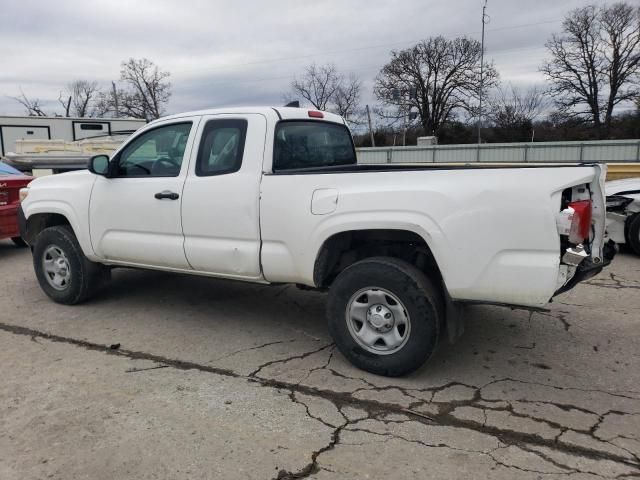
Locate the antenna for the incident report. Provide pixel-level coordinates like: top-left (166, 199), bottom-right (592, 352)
top-left (478, 0), bottom-right (489, 144)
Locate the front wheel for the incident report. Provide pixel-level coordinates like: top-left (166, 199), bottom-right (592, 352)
top-left (33, 225), bottom-right (109, 304)
top-left (326, 257), bottom-right (443, 377)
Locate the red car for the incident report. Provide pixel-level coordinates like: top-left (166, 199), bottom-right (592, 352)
top-left (0, 161), bottom-right (33, 246)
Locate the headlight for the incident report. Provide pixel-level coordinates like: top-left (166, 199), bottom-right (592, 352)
top-left (19, 187), bottom-right (29, 203)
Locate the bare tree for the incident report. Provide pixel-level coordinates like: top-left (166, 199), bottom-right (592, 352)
top-left (10, 88), bottom-right (47, 116)
top-left (333, 74), bottom-right (362, 123)
top-left (58, 92), bottom-right (72, 117)
top-left (542, 2), bottom-right (640, 135)
top-left (488, 84), bottom-right (546, 129)
top-left (374, 36), bottom-right (499, 136)
top-left (95, 82), bottom-right (124, 118)
top-left (57, 80), bottom-right (100, 117)
top-left (485, 85), bottom-right (547, 142)
top-left (289, 63), bottom-right (363, 122)
top-left (74, 80), bottom-right (100, 117)
top-left (113, 58), bottom-right (172, 120)
top-left (291, 63), bottom-right (340, 111)
top-left (600, 3), bottom-right (640, 127)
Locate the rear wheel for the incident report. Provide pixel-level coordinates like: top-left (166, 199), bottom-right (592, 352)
top-left (326, 257), bottom-right (442, 377)
top-left (11, 237), bottom-right (27, 247)
top-left (627, 213), bottom-right (640, 256)
top-left (33, 225), bottom-right (109, 304)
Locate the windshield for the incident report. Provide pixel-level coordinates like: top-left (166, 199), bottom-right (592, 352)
top-left (0, 161), bottom-right (22, 175)
top-left (273, 121), bottom-right (356, 171)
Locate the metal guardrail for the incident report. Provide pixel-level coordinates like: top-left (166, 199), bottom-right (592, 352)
top-left (607, 164), bottom-right (640, 180)
top-left (5, 139), bottom-right (640, 178)
top-left (357, 139), bottom-right (640, 164)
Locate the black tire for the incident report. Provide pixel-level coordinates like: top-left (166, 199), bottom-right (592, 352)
top-left (11, 236), bottom-right (28, 247)
top-left (627, 213), bottom-right (640, 256)
top-left (326, 257), bottom-right (443, 377)
top-left (33, 225), bottom-right (109, 304)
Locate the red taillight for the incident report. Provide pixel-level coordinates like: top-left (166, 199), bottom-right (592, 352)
top-left (308, 110), bottom-right (324, 118)
top-left (568, 200), bottom-right (592, 244)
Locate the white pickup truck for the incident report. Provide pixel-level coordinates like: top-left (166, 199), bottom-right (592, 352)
top-left (18, 106), bottom-right (615, 376)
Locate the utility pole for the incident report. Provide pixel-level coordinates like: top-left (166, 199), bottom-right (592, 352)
top-left (403, 112), bottom-right (407, 147)
top-left (366, 104), bottom-right (375, 147)
top-left (478, 0), bottom-right (489, 144)
top-left (111, 81), bottom-right (119, 118)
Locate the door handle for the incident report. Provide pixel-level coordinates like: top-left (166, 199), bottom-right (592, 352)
top-left (154, 190), bottom-right (179, 200)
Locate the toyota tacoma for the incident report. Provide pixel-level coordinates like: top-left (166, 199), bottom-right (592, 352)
top-left (18, 107), bottom-right (615, 376)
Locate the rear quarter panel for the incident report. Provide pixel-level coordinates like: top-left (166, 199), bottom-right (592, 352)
top-left (259, 166), bottom-right (596, 307)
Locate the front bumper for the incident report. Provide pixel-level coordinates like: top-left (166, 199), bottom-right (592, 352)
top-left (554, 240), bottom-right (617, 296)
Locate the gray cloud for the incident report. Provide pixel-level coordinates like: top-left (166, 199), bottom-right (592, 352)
top-left (0, 0), bottom-right (593, 117)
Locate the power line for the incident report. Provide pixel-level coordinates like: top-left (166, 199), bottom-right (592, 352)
top-left (183, 40), bottom-right (552, 92)
top-left (479, 0), bottom-right (489, 144)
top-left (190, 18), bottom-right (562, 74)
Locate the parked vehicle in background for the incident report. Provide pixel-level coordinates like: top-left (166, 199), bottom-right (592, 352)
top-left (3, 133), bottom-right (133, 175)
top-left (606, 178), bottom-right (640, 255)
top-left (18, 107), bottom-right (615, 376)
top-left (0, 115), bottom-right (145, 157)
top-left (0, 161), bottom-right (32, 246)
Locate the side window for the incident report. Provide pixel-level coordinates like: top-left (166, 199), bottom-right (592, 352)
top-left (196, 119), bottom-right (247, 176)
top-left (80, 124), bottom-right (104, 131)
top-left (116, 122), bottom-right (192, 177)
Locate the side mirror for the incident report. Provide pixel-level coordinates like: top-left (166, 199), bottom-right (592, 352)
top-left (88, 155), bottom-right (110, 176)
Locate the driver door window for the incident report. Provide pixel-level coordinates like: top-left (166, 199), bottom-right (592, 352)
top-left (116, 122), bottom-right (192, 177)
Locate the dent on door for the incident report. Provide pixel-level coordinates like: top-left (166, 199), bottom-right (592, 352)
top-left (311, 188), bottom-right (339, 215)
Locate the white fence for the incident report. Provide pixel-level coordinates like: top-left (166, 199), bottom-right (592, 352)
top-left (357, 139), bottom-right (640, 164)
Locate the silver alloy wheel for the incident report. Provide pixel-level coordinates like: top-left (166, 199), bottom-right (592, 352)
top-left (345, 287), bottom-right (411, 355)
top-left (42, 245), bottom-right (71, 290)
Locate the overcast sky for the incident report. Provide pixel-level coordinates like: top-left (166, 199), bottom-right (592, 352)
top-left (0, 0), bottom-right (603, 119)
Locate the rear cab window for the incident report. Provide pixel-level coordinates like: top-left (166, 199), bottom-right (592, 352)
top-left (273, 121), bottom-right (356, 171)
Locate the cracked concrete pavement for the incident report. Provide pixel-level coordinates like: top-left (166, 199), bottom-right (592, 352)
top-left (1, 240), bottom-right (639, 479)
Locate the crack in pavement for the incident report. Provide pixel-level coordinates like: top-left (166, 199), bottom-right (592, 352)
top-left (586, 273), bottom-right (640, 290)
top-left (533, 310), bottom-right (572, 332)
top-left (247, 342), bottom-right (334, 378)
top-left (294, 345), bottom-right (337, 387)
top-left (210, 339), bottom-right (297, 362)
top-left (478, 376), bottom-right (640, 401)
top-left (340, 427), bottom-right (575, 476)
top-left (0, 320), bottom-right (638, 479)
top-left (278, 409), bottom-right (636, 479)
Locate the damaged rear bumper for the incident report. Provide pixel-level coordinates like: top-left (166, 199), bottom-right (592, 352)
top-left (553, 240), bottom-right (617, 296)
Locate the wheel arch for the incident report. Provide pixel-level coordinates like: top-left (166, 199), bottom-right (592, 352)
top-left (312, 228), bottom-right (443, 288)
top-left (23, 202), bottom-right (94, 257)
top-left (312, 227), bottom-right (463, 343)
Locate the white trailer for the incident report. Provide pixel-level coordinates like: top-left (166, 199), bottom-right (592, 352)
top-left (0, 116), bottom-right (146, 156)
